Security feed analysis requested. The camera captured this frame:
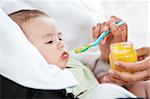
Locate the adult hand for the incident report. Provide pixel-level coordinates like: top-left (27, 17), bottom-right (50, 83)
top-left (93, 16), bottom-right (128, 62)
top-left (109, 47), bottom-right (150, 85)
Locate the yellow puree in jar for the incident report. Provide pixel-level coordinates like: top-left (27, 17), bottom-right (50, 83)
top-left (109, 42), bottom-right (138, 73)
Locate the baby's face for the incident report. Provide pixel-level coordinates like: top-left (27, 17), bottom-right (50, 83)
top-left (21, 16), bottom-right (69, 69)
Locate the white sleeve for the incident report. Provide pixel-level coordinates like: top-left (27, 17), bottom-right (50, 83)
top-left (91, 57), bottom-right (110, 78)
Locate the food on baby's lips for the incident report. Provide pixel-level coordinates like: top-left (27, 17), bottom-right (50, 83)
top-left (109, 42), bottom-right (137, 73)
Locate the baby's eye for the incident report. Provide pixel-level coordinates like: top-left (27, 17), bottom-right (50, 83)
top-left (59, 38), bottom-right (63, 41)
top-left (46, 40), bottom-right (53, 44)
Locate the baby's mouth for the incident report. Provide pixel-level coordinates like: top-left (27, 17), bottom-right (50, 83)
top-left (61, 51), bottom-right (69, 59)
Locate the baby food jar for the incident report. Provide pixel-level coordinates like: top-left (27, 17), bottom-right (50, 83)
top-left (109, 42), bottom-right (138, 73)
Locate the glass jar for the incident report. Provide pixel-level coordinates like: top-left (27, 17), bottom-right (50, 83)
top-left (109, 42), bottom-right (138, 73)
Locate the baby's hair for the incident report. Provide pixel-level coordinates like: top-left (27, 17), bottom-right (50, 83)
top-left (9, 9), bottom-right (49, 25)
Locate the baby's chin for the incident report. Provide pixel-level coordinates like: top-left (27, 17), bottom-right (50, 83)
top-left (47, 53), bottom-right (69, 69)
top-left (47, 59), bottom-right (68, 69)
top-left (56, 56), bottom-right (69, 69)
top-left (48, 61), bottom-right (67, 69)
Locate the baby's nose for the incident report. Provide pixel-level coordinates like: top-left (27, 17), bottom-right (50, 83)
top-left (57, 41), bottom-right (65, 50)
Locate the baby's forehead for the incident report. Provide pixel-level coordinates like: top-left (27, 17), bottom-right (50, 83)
top-left (22, 16), bottom-right (59, 34)
top-left (42, 32), bottom-right (62, 38)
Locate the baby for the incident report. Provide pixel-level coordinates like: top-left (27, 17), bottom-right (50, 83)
top-left (9, 9), bottom-right (99, 99)
top-left (9, 9), bottom-right (148, 98)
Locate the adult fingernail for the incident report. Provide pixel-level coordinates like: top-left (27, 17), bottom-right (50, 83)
top-left (103, 26), bottom-right (109, 31)
top-left (97, 23), bottom-right (101, 26)
top-left (114, 61), bottom-right (119, 65)
top-left (110, 23), bottom-right (117, 31)
top-left (104, 77), bottom-right (109, 82)
top-left (109, 70), bottom-right (115, 74)
top-left (102, 40), bottom-right (105, 44)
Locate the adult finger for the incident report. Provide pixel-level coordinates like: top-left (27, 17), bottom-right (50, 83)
top-left (110, 23), bottom-right (123, 40)
top-left (109, 69), bottom-right (135, 82)
top-left (93, 23), bottom-right (101, 39)
top-left (102, 76), bottom-right (111, 83)
top-left (92, 26), bottom-right (96, 40)
top-left (107, 16), bottom-right (122, 27)
top-left (100, 75), bottom-right (115, 84)
top-left (114, 60), bottom-right (149, 72)
top-left (132, 70), bottom-right (150, 81)
top-left (110, 76), bottom-right (126, 86)
top-left (110, 16), bottom-right (122, 21)
top-left (119, 24), bottom-right (128, 41)
top-left (99, 25), bottom-right (109, 44)
top-left (136, 47), bottom-right (150, 57)
top-left (109, 69), bottom-right (150, 82)
top-left (93, 22), bottom-right (107, 38)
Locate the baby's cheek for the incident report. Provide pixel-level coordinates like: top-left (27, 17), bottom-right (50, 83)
top-left (48, 55), bottom-right (57, 64)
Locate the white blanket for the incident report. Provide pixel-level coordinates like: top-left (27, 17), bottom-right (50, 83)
top-left (0, 9), bottom-right (78, 90)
